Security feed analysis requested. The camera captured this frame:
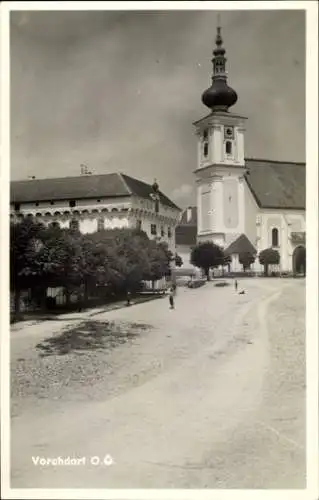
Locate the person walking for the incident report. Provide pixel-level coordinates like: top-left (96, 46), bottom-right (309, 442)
top-left (234, 279), bottom-right (238, 292)
top-left (168, 286), bottom-right (175, 310)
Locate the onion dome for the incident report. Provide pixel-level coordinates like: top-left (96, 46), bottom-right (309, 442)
top-left (201, 26), bottom-right (238, 112)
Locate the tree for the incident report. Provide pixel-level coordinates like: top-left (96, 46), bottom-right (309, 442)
top-left (223, 254), bottom-right (232, 273)
top-left (239, 252), bottom-right (255, 271)
top-left (259, 248), bottom-right (280, 276)
top-left (190, 241), bottom-right (224, 281)
top-left (175, 253), bottom-right (183, 268)
top-left (10, 218), bottom-right (47, 317)
top-left (90, 228), bottom-right (152, 294)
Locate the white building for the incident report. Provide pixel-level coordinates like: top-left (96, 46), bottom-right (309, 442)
top-left (10, 172), bottom-right (181, 254)
top-left (176, 26), bottom-right (305, 275)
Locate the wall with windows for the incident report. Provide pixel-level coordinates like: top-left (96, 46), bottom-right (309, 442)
top-left (11, 194), bottom-right (180, 255)
top-left (129, 211), bottom-right (177, 253)
top-left (257, 209), bottom-right (306, 271)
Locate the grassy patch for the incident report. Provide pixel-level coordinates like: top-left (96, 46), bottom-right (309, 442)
top-left (36, 320), bottom-right (152, 357)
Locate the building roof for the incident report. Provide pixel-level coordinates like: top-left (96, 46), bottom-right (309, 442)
top-left (175, 225), bottom-right (197, 246)
top-left (178, 206), bottom-right (198, 226)
top-left (245, 158), bottom-right (305, 210)
top-left (10, 173), bottom-right (180, 211)
top-left (225, 234), bottom-right (257, 256)
top-left (175, 207), bottom-right (197, 246)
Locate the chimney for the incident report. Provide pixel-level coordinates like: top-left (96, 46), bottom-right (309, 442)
top-left (186, 207), bottom-right (192, 223)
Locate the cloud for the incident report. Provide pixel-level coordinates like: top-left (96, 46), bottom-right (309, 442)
top-left (10, 10), bottom-right (305, 188)
top-left (171, 184), bottom-right (194, 201)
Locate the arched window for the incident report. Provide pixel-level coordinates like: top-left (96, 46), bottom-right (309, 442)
top-left (272, 228), bottom-right (279, 247)
top-left (225, 141), bottom-right (232, 155)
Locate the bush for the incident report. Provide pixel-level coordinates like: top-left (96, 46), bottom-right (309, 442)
top-left (187, 279), bottom-right (206, 289)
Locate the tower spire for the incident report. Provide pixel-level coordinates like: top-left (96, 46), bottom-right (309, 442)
top-left (201, 24), bottom-right (237, 112)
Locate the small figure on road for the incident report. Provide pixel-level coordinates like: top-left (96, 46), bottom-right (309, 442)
top-left (168, 286), bottom-right (175, 310)
top-left (78, 294), bottom-right (83, 312)
top-left (126, 290), bottom-right (131, 307)
top-left (234, 279), bottom-right (238, 291)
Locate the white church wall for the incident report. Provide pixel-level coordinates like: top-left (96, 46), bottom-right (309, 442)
top-left (258, 209), bottom-right (305, 272)
top-left (243, 179), bottom-right (259, 248)
top-left (223, 177), bottom-right (239, 229)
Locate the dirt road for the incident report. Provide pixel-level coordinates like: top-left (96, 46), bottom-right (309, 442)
top-left (10, 278), bottom-right (305, 489)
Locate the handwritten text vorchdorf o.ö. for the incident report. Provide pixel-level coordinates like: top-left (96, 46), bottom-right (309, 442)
top-left (31, 455), bottom-right (114, 466)
top-left (32, 456), bottom-right (86, 466)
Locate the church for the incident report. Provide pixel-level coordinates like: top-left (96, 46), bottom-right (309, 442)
top-left (176, 26), bottom-right (305, 275)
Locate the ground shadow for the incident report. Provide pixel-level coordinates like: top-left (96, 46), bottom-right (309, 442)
top-left (36, 320), bottom-right (152, 357)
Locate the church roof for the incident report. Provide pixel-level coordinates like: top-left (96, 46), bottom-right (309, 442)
top-left (10, 173), bottom-right (180, 211)
top-left (225, 234), bottom-right (257, 256)
top-left (175, 225), bottom-right (197, 246)
top-left (245, 158), bottom-right (305, 209)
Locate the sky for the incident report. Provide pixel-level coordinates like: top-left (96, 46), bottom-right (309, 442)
top-left (10, 9), bottom-right (305, 207)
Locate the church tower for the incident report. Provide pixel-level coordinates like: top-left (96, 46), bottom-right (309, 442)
top-left (194, 25), bottom-right (248, 248)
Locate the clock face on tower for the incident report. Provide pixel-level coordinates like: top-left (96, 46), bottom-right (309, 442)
top-left (224, 126), bottom-right (234, 139)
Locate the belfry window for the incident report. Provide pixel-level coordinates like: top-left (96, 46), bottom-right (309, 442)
top-left (225, 141), bottom-right (232, 155)
top-left (272, 228), bottom-right (279, 247)
top-left (203, 142), bottom-right (209, 157)
top-left (215, 60), bottom-right (223, 73)
top-left (203, 129), bottom-right (208, 141)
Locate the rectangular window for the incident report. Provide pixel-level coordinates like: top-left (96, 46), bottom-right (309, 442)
top-left (70, 219), bottom-right (79, 231)
top-left (69, 200), bottom-right (76, 208)
top-left (136, 220), bottom-right (142, 230)
top-left (161, 227), bottom-right (165, 237)
top-left (14, 203), bottom-right (20, 211)
top-left (151, 224), bottom-right (157, 235)
top-left (97, 218), bottom-right (104, 232)
top-left (167, 227), bottom-right (172, 238)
